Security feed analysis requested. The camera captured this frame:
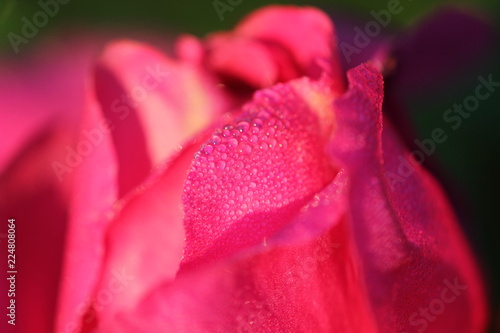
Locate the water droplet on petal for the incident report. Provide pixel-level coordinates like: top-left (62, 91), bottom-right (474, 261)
top-left (257, 110), bottom-right (270, 119)
top-left (237, 121), bottom-right (250, 133)
top-left (210, 135), bottom-right (222, 145)
top-left (228, 138), bottom-right (238, 149)
top-left (240, 144), bottom-right (251, 154)
top-left (203, 145), bottom-right (214, 155)
top-left (216, 161), bottom-right (226, 170)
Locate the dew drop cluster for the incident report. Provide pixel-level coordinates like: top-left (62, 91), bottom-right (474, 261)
top-left (183, 83), bottom-right (335, 262)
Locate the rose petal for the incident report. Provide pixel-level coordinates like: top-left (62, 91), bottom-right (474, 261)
top-left (83, 137), bottom-right (206, 329)
top-left (329, 63), bottom-right (487, 332)
top-left (181, 76), bottom-right (337, 270)
top-left (94, 171), bottom-right (379, 333)
top-left (205, 5), bottom-right (345, 92)
top-left (56, 89), bottom-right (119, 333)
top-left (58, 38), bottom-right (233, 332)
top-left (94, 40), bottom-right (229, 197)
top-left (0, 37), bottom-right (95, 175)
top-left (206, 33), bottom-right (279, 88)
top-left (0, 128), bottom-right (70, 333)
top-left (236, 6), bottom-right (342, 83)
top-left (0, 36), bottom-right (101, 333)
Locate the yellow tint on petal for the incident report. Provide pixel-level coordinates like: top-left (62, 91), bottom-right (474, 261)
top-left (291, 78), bottom-right (337, 139)
top-left (139, 68), bottom-right (214, 166)
top-left (138, 93), bottom-right (179, 165)
top-left (184, 69), bottom-right (212, 136)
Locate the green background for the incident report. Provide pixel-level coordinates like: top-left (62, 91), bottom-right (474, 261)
top-left (1, 0), bottom-right (499, 331)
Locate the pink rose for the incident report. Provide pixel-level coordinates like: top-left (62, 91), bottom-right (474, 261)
top-left (0, 5), bottom-right (488, 333)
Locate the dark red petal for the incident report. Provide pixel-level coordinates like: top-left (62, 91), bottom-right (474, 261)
top-left (0, 128), bottom-right (70, 333)
top-left (181, 77), bottom-right (337, 270)
top-left (330, 63), bottom-right (487, 333)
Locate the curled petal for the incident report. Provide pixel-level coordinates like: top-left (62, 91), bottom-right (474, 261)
top-left (94, 40), bottom-right (229, 197)
top-left (205, 5), bottom-right (345, 91)
top-left (330, 63), bottom-right (487, 333)
top-left (181, 77), bottom-right (338, 270)
top-left (235, 6), bottom-right (342, 83)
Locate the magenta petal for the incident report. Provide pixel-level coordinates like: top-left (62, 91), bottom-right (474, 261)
top-left (181, 77), bottom-right (337, 270)
top-left (0, 37), bottom-right (99, 333)
top-left (206, 34), bottom-right (279, 88)
top-left (56, 90), bottom-right (119, 333)
top-left (0, 39), bottom-right (93, 174)
top-left (93, 172), bottom-right (379, 333)
top-left (236, 6), bottom-right (343, 83)
top-left (205, 5), bottom-right (345, 92)
top-left (330, 63), bottom-right (487, 332)
top-left (94, 40), bottom-right (228, 197)
top-left (104, 233), bottom-right (377, 333)
top-left (84, 139), bottom-right (206, 329)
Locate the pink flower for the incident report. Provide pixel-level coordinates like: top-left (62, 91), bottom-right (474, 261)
top-left (0, 5), bottom-right (487, 333)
